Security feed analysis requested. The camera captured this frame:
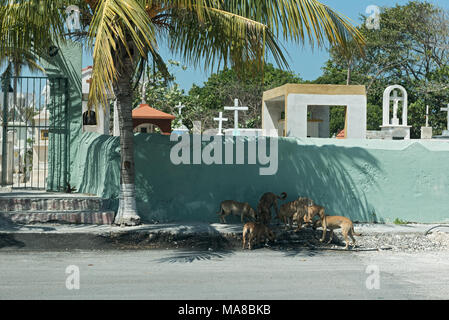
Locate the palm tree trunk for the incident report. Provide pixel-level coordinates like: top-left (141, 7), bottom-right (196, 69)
top-left (346, 59), bottom-right (352, 85)
top-left (112, 50), bottom-right (141, 226)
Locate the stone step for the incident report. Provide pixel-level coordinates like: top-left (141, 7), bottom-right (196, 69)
top-left (0, 210), bottom-right (115, 225)
top-left (0, 197), bottom-right (109, 212)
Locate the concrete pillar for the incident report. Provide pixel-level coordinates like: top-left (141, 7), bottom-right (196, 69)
top-left (286, 95), bottom-right (308, 138)
top-left (263, 100), bottom-right (284, 136)
top-left (346, 96), bottom-right (367, 139)
top-left (310, 105), bottom-right (330, 138)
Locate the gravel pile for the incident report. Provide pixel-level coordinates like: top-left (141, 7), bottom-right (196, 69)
top-left (349, 232), bottom-right (449, 252)
top-left (270, 225), bottom-right (449, 252)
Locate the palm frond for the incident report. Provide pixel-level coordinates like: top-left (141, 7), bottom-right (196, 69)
top-left (87, 0), bottom-right (157, 107)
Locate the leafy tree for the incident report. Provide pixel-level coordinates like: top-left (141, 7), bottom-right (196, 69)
top-left (186, 63), bottom-right (304, 130)
top-left (321, 1), bottom-right (449, 138)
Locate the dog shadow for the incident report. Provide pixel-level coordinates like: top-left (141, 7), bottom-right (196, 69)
top-left (266, 224), bottom-right (350, 256)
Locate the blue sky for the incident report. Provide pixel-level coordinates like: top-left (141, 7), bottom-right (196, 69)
top-left (80, 0), bottom-right (449, 91)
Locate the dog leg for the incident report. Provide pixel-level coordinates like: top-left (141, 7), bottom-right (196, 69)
top-left (320, 214), bottom-right (327, 242)
top-left (242, 229), bottom-right (247, 249)
top-left (249, 232), bottom-right (255, 250)
top-left (349, 230), bottom-right (356, 248)
top-left (343, 230), bottom-right (350, 250)
top-left (320, 228), bottom-right (327, 242)
top-left (327, 229), bottom-right (334, 244)
top-left (295, 215), bottom-right (303, 232)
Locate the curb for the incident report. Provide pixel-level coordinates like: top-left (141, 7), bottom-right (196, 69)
top-left (0, 229), bottom-right (242, 251)
top-left (0, 222), bottom-right (446, 251)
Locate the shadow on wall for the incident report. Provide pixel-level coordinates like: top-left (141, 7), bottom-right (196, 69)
top-left (73, 133), bottom-right (120, 199)
top-left (73, 133), bottom-right (383, 223)
top-left (132, 134), bottom-right (382, 223)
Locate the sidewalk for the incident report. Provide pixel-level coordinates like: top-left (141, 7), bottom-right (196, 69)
top-left (1, 219), bottom-right (448, 251)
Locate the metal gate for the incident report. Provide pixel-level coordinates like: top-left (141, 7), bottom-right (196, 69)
top-left (1, 75), bottom-right (69, 190)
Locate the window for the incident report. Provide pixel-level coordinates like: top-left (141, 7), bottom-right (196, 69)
top-left (83, 110), bottom-right (97, 125)
top-left (41, 130), bottom-right (49, 140)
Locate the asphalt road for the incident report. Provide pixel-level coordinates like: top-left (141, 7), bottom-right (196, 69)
top-left (1, 249), bottom-right (449, 300)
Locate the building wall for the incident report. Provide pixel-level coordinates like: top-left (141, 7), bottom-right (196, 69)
top-left (71, 132), bottom-right (449, 224)
top-left (286, 94), bottom-right (366, 139)
top-left (40, 41), bottom-right (83, 191)
top-left (262, 100), bottom-right (284, 136)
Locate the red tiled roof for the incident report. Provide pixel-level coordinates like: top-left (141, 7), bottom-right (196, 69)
top-left (132, 104), bottom-right (176, 120)
top-left (336, 129), bottom-right (346, 139)
top-left (82, 66), bottom-right (93, 72)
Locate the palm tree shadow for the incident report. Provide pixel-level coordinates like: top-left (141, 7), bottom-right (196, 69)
top-left (156, 248), bottom-right (234, 263)
top-left (156, 235), bottom-right (236, 263)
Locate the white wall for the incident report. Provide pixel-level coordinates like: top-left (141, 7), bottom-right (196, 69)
top-left (286, 94), bottom-right (366, 139)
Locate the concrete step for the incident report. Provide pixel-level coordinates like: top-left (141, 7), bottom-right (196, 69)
top-left (0, 197), bottom-right (109, 212)
top-left (0, 210), bottom-right (115, 225)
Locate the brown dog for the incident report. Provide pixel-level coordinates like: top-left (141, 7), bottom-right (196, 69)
top-left (313, 215), bottom-right (362, 250)
top-left (291, 197), bottom-right (310, 231)
top-left (242, 222), bottom-right (276, 250)
top-left (217, 200), bottom-right (256, 224)
top-left (256, 192), bottom-right (287, 225)
top-left (278, 197), bottom-right (309, 229)
top-left (302, 199), bottom-right (327, 240)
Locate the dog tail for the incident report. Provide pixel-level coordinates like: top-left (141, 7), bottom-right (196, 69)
top-left (278, 192), bottom-right (287, 200)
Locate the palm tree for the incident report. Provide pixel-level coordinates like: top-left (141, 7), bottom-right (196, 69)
top-left (0, 0), bottom-right (365, 226)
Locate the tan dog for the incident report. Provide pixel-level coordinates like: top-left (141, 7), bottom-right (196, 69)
top-left (303, 200), bottom-right (327, 241)
top-left (256, 192), bottom-right (287, 225)
top-left (242, 222), bottom-right (276, 250)
top-left (291, 197), bottom-right (310, 231)
top-left (313, 215), bottom-right (362, 250)
top-left (278, 197), bottom-right (309, 230)
top-left (217, 200), bottom-right (256, 224)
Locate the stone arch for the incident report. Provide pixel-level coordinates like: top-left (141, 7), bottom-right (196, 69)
top-left (382, 85), bottom-right (408, 126)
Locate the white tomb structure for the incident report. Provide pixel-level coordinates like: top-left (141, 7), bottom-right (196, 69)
top-left (380, 85), bottom-right (411, 140)
top-left (222, 99), bottom-right (263, 136)
top-left (30, 108), bottom-right (50, 187)
top-left (262, 84), bottom-right (367, 139)
top-left (421, 105), bottom-right (433, 139)
top-left (440, 104), bottom-right (449, 136)
top-left (0, 91), bottom-right (35, 174)
top-left (172, 102), bottom-right (189, 135)
top-left (82, 66), bottom-right (111, 135)
top-left (214, 112), bottom-right (228, 136)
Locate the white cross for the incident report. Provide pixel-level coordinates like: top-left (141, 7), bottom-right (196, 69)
top-left (175, 102), bottom-right (185, 115)
top-left (224, 99), bottom-right (248, 130)
top-left (425, 105), bottom-right (429, 128)
top-left (441, 104), bottom-right (449, 131)
top-left (391, 90), bottom-right (404, 124)
top-left (214, 112), bottom-right (228, 136)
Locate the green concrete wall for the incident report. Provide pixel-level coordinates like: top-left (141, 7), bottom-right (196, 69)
top-left (40, 41), bottom-right (83, 191)
top-left (71, 132), bottom-right (449, 224)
